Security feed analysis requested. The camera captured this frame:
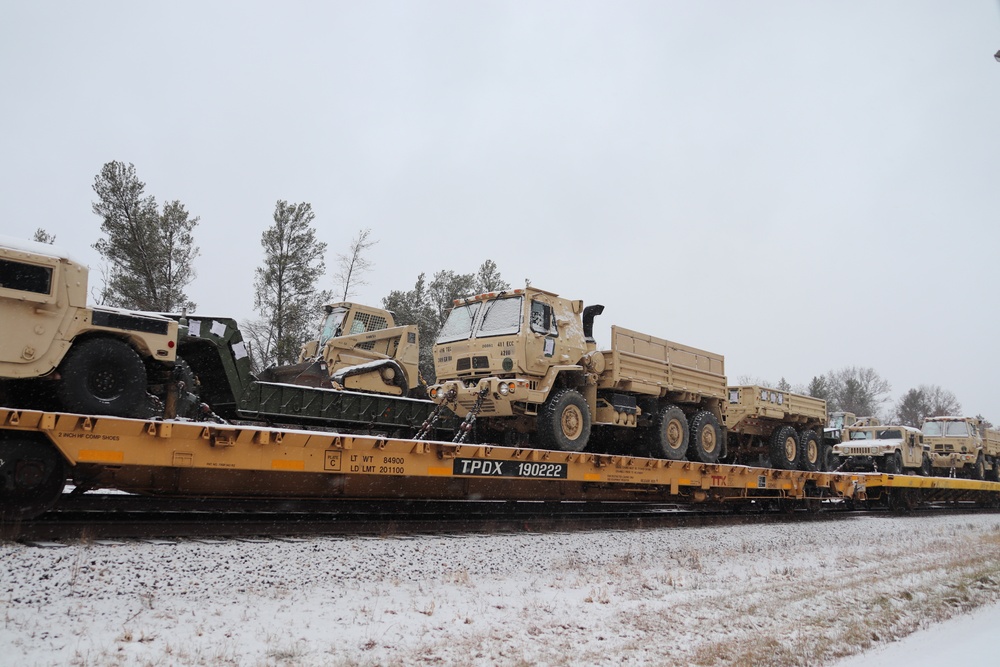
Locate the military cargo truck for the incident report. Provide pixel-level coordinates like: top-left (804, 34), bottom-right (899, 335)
top-left (0, 236), bottom-right (178, 418)
top-left (724, 386), bottom-right (828, 470)
top-left (259, 302), bottom-right (422, 398)
top-left (429, 287), bottom-right (727, 460)
top-left (921, 416), bottom-right (1000, 480)
top-left (433, 287), bottom-right (832, 467)
top-left (832, 424), bottom-right (930, 475)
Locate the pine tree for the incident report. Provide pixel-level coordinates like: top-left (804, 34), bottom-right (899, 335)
top-left (245, 201), bottom-right (329, 371)
top-left (91, 161), bottom-right (199, 311)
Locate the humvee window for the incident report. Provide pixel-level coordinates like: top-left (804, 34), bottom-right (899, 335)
top-left (478, 296), bottom-right (522, 338)
top-left (850, 431), bottom-right (872, 440)
top-left (878, 429), bottom-right (902, 440)
top-left (437, 303), bottom-right (481, 344)
top-left (0, 258), bottom-right (52, 295)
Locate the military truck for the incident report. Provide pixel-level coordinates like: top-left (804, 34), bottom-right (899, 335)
top-left (428, 287), bottom-right (826, 469)
top-left (921, 416), bottom-right (1000, 480)
top-left (259, 302), bottom-right (422, 398)
top-left (831, 424), bottom-right (930, 475)
top-left (428, 287), bottom-right (726, 460)
top-left (0, 236), bottom-right (178, 418)
top-left (724, 386), bottom-right (828, 470)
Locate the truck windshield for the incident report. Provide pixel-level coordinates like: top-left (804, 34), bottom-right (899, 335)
top-left (476, 296), bottom-right (523, 338)
top-left (922, 421), bottom-right (971, 437)
top-left (437, 303), bottom-right (481, 344)
top-left (318, 308), bottom-right (348, 347)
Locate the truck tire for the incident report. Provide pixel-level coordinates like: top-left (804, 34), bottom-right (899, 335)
top-left (920, 454), bottom-right (933, 477)
top-left (882, 451), bottom-right (902, 475)
top-left (971, 453), bottom-right (986, 481)
top-left (537, 388), bottom-right (591, 452)
top-left (991, 457), bottom-right (1000, 483)
top-left (56, 337), bottom-right (148, 418)
top-left (645, 405), bottom-right (689, 460)
top-left (798, 430), bottom-right (820, 472)
top-left (768, 425), bottom-right (799, 470)
top-left (688, 410), bottom-right (721, 463)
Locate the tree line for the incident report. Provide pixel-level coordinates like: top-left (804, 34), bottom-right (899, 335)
top-left (72, 160), bottom-right (988, 427)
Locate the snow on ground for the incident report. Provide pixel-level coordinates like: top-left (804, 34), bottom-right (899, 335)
top-left (3, 512), bottom-right (1000, 667)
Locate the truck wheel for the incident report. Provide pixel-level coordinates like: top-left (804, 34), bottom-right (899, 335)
top-left (971, 454), bottom-right (986, 481)
top-left (882, 451), bottom-right (902, 475)
top-left (537, 389), bottom-right (591, 452)
top-left (798, 430), bottom-right (820, 472)
top-left (0, 436), bottom-right (67, 520)
top-left (991, 457), bottom-right (1000, 483)
top-left (56, 337), bottom-right (148, 418)
top-left (920, 454), bottom-right (933, 477)
top-left (768, 425), bottom-right (799, 470)
top-left (645, 405), bottom-right (689, 460)
top-left (688, 411), bottom-right (721, 463)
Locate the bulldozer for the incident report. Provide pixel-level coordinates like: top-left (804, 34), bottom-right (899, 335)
top-left (258, 302), bottom-right (423, 397)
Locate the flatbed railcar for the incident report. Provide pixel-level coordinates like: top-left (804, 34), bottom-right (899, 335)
top-left (1, 407), bottom-right (999, 521)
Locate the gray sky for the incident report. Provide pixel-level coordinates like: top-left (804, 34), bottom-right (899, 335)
top-left (2, 1), bottom-right (999, 419)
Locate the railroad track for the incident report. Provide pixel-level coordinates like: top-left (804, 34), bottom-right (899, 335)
top-left (1, 491), bottom-right (963, 543)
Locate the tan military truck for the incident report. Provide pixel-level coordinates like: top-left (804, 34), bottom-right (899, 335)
top-left (724, 386), bottom-right (828, 470)
top-left (0, 236), bottom-right (178, 417)
top-left (428, 287), bottom-right (728, 461)
top-left (921, 416), bottom-right (1000, 480)
top-left (832, 424), bottom-right (930, 475)
top-left (259, 301), bottom-right (422, 397)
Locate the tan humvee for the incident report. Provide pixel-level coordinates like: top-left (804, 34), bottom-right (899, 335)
top-left (832, 424), bottom-right (929, 475)
top-left (724, 386), bottom-right (827, 470)
top-left (921, 416), bottom-right (1000, 480)
top-left (428, 286), bottom-right (728, 461)
top-left (0, 236), bottom-right (178, 417)
top-left (260, 302), bottom-right (422, 397)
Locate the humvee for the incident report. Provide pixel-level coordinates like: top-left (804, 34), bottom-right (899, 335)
top-left (832, 424), bottom-right (930, 475)
top-left (0, 236), bottom-right (178, 417)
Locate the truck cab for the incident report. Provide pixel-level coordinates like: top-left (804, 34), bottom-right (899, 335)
top-left (921, 416), bottom-right (1000, 480)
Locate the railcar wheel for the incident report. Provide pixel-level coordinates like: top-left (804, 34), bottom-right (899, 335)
top-left (882, 451), bottom-right (902, 475)
top-left (646, 405), bottom-right (689, 460)
top-left (768, 425), bottom-right (799, 470)
top-left (537, 389), bottom-right (591, 452)
top-left (798, 430), bottom-right (820, 472)
top-left (688, 410), bottom-right (721, 463)
top-left (56, 337), bottom-right (148, 417)
top-left (0, 437), bottom-right (67, 521)
top-left (920, 454), bottom-right (933, 477)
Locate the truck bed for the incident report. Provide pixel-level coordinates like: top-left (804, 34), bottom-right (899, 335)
top-left (725, 385), bottom-right (827, 433)
top-left (597, 326), bottom-right (727, 401)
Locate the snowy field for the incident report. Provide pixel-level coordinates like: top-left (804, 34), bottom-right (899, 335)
top-left (3, 512), bottom-right (1000, 667)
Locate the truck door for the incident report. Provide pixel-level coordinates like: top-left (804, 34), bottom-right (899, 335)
top-left (525, 299), bottom-right (558, 375)
top-left (0, 255), bottom-right (62, 366)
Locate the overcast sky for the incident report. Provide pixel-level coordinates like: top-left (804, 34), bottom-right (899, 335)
top-left (2, 2), bottom-right (998, 419)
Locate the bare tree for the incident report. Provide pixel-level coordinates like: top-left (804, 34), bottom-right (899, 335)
top-left (895, 384), bottom-right (961, 426)
top-left (334, 228), bottom-right (377, 301)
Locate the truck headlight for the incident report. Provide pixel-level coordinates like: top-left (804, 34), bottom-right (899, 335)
top-left (498, 383), bottom-right (510, 396)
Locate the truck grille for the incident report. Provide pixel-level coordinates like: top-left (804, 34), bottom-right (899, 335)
top-left (456, 356), bottom-right (490, 372)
